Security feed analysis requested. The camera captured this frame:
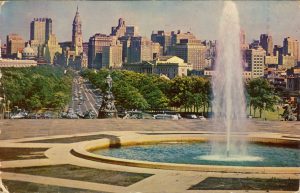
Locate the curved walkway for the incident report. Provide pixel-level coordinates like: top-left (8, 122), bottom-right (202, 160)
top-left (0, 119), bottom-right (299, 193)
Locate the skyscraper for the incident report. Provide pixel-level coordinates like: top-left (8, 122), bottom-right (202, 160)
top-left (88, 34), bottom-right (116, 69)
top-left (283, 37), bottom-right (299, 62)
top-left (151, 31), bottom-right (172, 55)
top-left (30, 18), bottom-right (52, 45)
top-left (44, 34), bottom-right (62, 64)
top-left (102, 43), bottom-right (123, 69)
top-left (127, 36), bottom-right (153, 64)
top-left (260, 34), bottom-right (273, 56)
top-left (111, 18), bottom-right (138, 38)
top-left (174, 38), bottom-right (207, 70)
top-left (72, 6), bottom-right (83, 56)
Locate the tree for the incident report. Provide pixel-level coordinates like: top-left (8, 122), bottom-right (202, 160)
top-left (26, 94), bottom-right (42, 112)
top-left (247, 78), bottom-right (280, 118)
top-left (2, 65), bottom-right (73, 112)
top-left (113, 81), bottom-right (149, 110)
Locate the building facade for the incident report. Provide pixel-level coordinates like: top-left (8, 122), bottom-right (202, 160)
top-left (151, 31), bottom-right (172, 55)
top-left (127, 36), bottom-right (153, 64)
top-left (0, 58), bottom-right (37, 68)
top-left (30, 18), bottom-right (52, 45)
top-left (283, 37), bottom-right (299, 62)
top-left (44, 34), bottom-right (62, 64)
top-left (88, 34), bottom-right (116, 69)
top-left (260, 34), bottom-right (273, 56)
top-left (245, 47), bottom-right (266, 78)
top-left (123, 56), bottom-right (191, 79)
top-left (72, 7), bottom-right (83, 56)
top-left (22, 43), bottom-right (36, 60)
top-left (174, 39), bottom-right (207, 70)
top-left (6, 34), bottom-right (25, 58)
top-left (111, 18), bottom-right (138, 38)
top-left (102, 43), bottom-right (123, 69)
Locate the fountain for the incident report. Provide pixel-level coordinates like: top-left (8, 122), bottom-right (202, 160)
top-left (198, 0), bottom-right (259, 161)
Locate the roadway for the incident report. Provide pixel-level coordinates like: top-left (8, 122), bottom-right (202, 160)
top-left (69, 76), bottom-right (102, 117)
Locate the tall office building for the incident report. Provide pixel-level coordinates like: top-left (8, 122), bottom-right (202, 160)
top-left (44, 34), bottom-right (62, 64)
top-left (88, 33), bottom-right (116, 69)
top-left (260, 34), bottom-right (273, 56)
top-left (249, 40), bottom-right (260, 49)
top-left (174, 39), bottom-right (207, 70)
top-left (283, 37), bottom-right (299, 61)
top-left (152, 42), bottom-right (162, 59)
top-left (169, 31), bottom-right (197, 55)
top-left (151, 31), bottom-right (172, 55)
top-left (72, 6), bottom-right (83, 55)
top-left (118, 36), bottom-right (131, 63)
top-left (171, 31), bottom-right (196, 45)
top-left (30, 18), bottom-right (52, 45)
top-left (102, 43), bottom-right (123, 69)
top-left (6, 33), bottom-right (25, 58)
top-left (111, 18), bottom-right (138, 38)
top-left (1, 44), bottom-right (7, 59)
top-left (127, 36), bottom-right (153, 64)
top-left (245, 46), bottom-right (266, 78)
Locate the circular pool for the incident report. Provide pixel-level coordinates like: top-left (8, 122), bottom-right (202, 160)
top-left (92, 142), bottom-right (300, 167)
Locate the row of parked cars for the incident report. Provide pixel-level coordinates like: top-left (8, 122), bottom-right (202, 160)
top-left (153, 114), bottom-right (207, 120)
top-left (10, 111), bottom-right (56, 119)
top-left (121, 111), bottom-right (207, 120)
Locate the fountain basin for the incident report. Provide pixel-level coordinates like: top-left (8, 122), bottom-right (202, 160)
top-left (71, 133), bottom-right (300, 174)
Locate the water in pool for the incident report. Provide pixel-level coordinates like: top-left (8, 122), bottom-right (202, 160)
top-left (92, 142), bottom-right (300, 167)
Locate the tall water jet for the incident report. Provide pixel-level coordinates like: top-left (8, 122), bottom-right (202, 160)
top-left (211, 1), bottom-right (248, 158)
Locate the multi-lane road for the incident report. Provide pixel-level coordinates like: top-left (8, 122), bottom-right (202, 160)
top-left (69, 76), bottom-right (102, 118)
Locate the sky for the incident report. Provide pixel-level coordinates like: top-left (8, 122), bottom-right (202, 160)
top-left (1, 1), bottom-right (300, 46)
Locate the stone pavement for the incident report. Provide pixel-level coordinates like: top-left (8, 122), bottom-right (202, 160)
top-left (0, 119), bottom-right (299, 193)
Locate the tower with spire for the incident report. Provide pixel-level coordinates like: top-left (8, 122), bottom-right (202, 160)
top-left (72, 6), bottom-right (83, 56)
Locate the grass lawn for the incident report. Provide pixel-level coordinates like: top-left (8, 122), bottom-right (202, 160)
top-left (247, 106), bottom-right (284, 121)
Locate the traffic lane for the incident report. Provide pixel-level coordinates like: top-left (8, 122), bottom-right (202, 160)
top-left (80, 84), bottom-right (98, 115)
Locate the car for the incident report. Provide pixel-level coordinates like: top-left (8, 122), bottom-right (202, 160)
top-left (10, 113), bottom-right (26, 119)
top-left (153, 114), bottom-right (179, 120)
top-left (186, 114), bottom-right (198, 119)
top-left (198, 116), bottom-right (206, 120)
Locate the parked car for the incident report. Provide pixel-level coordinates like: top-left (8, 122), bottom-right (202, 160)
top-left (186, 114), bottom-right (198, 119)
top-left (153, 114), bottom-right (179, 120)
top-left (198, 116), bottom-right (206, 120)
top-left (10, 113), bottom-right (26, 119)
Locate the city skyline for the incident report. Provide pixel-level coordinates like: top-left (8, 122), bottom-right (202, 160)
top-left (1, 1), bottom-right (300, 45)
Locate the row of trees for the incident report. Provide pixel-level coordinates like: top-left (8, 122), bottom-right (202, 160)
top-left (2, 66), bottom-right (73, 112)
top-left (82, 69), bottom-right (210, 113)
top-left (82, 69), bottom-right (280, 117)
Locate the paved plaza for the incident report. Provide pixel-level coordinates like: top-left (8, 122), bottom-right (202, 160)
top-left (0, 119), bottom-right (299, 193)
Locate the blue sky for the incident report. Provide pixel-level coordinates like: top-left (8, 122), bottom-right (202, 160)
top-left (1, 1), bottom-right (300, 46)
